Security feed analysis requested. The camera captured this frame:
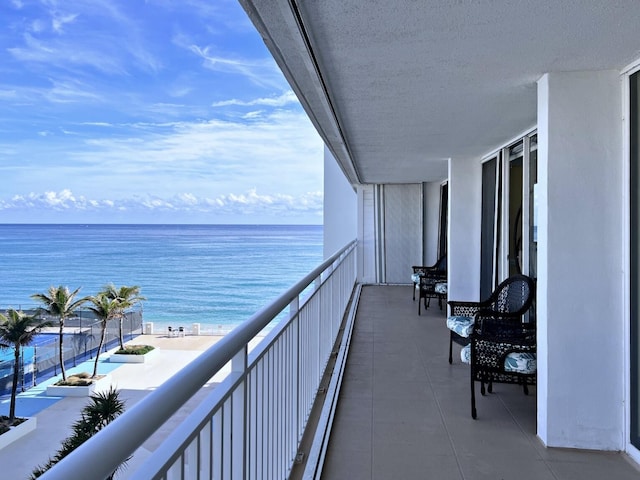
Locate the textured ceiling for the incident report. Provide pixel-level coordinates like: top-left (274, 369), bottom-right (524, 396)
top-left (240, 0), bottom-right (640, 185)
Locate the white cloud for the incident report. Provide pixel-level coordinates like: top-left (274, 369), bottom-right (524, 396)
top-left (184, 42), bottom-right (285, 90)
top-left (212, 91), bottom-right (298, 108)
top-left (0, 189), bottom-right (323, 219)
top-left (0, 90), bottom-right (18, 100)
top-left (8, 33), bottom-right (128, 76)
top-left (0, 0), bottom-right (323, 224)
top-left (29, 108), bottom-right (324, 196)
top-left (52, 13), bottom-right (79, 34)
top-left (45, 78), bottom-right (103, 104)
top-left (0, 108), bottom-right (324, 208)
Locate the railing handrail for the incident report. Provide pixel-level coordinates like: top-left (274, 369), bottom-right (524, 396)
top-left (41, 240), bottom-right (357, 480)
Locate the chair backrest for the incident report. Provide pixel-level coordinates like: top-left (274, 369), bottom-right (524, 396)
top-left (486, 274), bottom-right (534, 315)
top-left (434, 255), bottom-right (447, 272)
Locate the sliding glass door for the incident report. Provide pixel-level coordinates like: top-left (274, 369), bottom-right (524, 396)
top-left (481, 133), bottom-right (537, 300)
top-left (438, 182), bottom-right (448, 258)
top-left (480, 156), bottom-right (500, 300)
top-left (508, 143), bottom-right (524, 276)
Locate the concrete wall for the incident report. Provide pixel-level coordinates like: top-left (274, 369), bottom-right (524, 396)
top-left (448, 157), bottom-right (482, 302)
top-left (537, 71), bottom-right (624, 450)
top-left (323, 146), bottom-right (357, 259)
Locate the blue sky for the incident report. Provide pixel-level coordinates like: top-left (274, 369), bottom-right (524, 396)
top-left (0, 0), bottom-right (324, 224)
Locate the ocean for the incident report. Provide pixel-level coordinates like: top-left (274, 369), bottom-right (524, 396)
top-left (0, 224), bottom-right (323, 334)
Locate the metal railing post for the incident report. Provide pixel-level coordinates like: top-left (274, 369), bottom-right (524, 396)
top-left (231, 347), bottom-right (248, 480)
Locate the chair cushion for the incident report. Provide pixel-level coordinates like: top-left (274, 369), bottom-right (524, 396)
top-left (411, 273), bottom-right (421, 284)
top-left (435, 282), bottom-right (448, 294)
top-left (460, 344), bottom-right (536, 374)
top-left (446, 316), bottom-right (474, 337)
top-left (504, 352), bottom-right (537, 374)
top-left (461, 343), bottom-right (472, 364)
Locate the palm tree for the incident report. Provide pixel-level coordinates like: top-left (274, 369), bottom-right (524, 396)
top-left (0, 309), bottom-right (52, 422)
top-left (103, 284), bottom-right (145, 350)
top-left (31, 286), bottom-right (89, 382)
top-left (30, 386), bottom-right (126, 479)
top-left (86, 294), bottom-right (120, 378)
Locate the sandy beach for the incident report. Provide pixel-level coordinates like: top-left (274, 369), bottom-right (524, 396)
top-left (0, 332), bottom-right (247, 479)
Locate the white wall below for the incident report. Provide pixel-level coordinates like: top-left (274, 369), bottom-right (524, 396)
top-left (537, 70), bottom-right (624, 450)
top-left (448, 157), bottom-right (482, 302)
top-left (324, 146), bottom-right (357, 259)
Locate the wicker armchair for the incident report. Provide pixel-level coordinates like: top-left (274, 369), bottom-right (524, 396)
top-left (411, 255), bottom-right (446, 302)
top-left (446, 274), bottom-right (534, 364)
top-left (465, 310), bottom-right (536, 419)
top-left (418, 270), bottom-right (447, 314)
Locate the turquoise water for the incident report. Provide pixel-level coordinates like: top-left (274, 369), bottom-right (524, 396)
top-left (0, 224), bottom-right (323, 333)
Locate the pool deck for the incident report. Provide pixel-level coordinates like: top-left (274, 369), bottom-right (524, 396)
top-left (0, 333), bottom-right (231, 479)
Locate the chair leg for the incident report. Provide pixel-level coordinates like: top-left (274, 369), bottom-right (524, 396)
top-left (448, 332), bottom-right (453, 364)
top-left (471, 371), bottom-right (477, 419)
top-left (412, 283), bottom-right (416, 301)
top-left (418, 295), bottom-right (422, 315)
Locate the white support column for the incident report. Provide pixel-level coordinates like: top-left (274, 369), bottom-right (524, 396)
top-left (537, 71), bottom-right (624, 450)
top-left (448, 157), bottom-right (482, 302)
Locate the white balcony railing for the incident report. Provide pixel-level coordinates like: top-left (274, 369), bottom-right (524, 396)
top-left (41, 240), bottom-right (358, 480)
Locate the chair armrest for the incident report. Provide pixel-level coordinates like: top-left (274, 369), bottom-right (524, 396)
top-left (412, 265), bottom-right (437, 275)
top-left (471, 334), bottom-right (536, 371)
top-left (470, 311), bottom-right (535, 373)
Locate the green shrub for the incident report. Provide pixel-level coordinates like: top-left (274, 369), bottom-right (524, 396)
top-left (115, 344), bottom-right (154, 355)
top-left (54, 372), bottom-right (99, 386)
top-left (0, 416), bottom-right (25, 435)
top-left (31, 387), bottom-right (126, 479)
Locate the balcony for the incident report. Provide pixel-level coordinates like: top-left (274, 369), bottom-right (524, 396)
top-left (318, 285), bottom-right (640, 480)
top-left (37, 244), bottom-right (640, 479)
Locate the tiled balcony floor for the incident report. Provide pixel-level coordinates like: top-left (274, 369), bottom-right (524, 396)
top-left (321, 285), bottom-right (640, 480)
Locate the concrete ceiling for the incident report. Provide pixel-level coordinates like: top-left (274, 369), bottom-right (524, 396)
top-left (239, 1), bottom-right (640, 185)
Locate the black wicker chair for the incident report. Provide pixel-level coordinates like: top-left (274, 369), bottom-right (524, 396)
top-left (411, 255), bottom-right (446, 303)
top-left (446, 274), bottom-right (534, 364)
top-left (467, 310), bottom-right (536, 419)
top-left (418, 269), bottom-right (447, 314)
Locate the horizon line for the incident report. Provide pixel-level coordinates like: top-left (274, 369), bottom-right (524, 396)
top-left (0, 222), bottom-right (323, 226)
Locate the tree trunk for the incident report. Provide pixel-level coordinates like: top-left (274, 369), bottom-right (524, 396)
top-left (118, 316), bottom-right (124, 350)
top-left (93, 322), bottom-right (107, 378)
top-left (59, 318), bottom-right (66, 381)
top-left (10, 345), bottom-right (19, 422)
